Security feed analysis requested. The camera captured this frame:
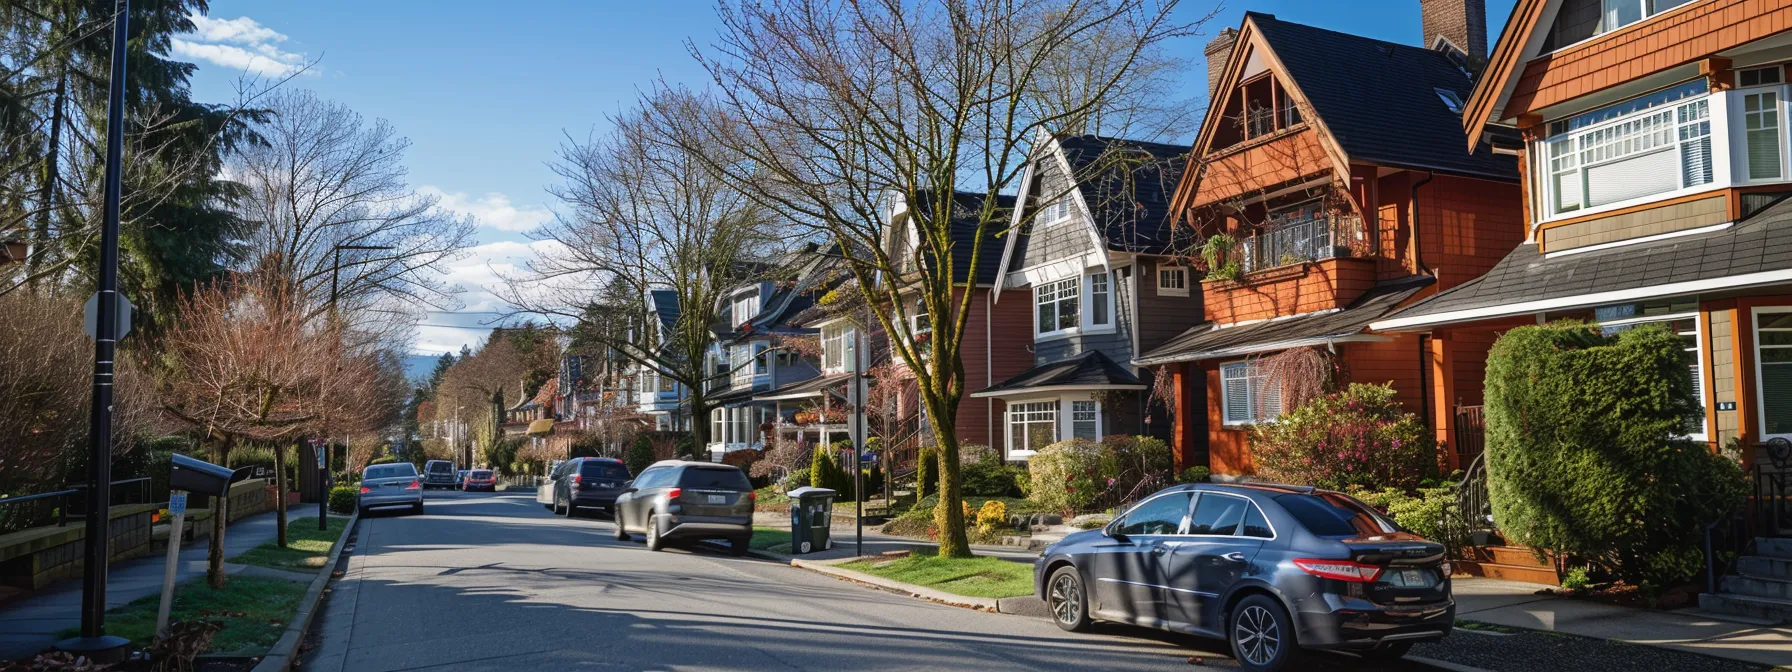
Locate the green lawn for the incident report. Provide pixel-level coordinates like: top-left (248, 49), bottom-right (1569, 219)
top-left (750, 525), bottom-right (791, 553)
top-left (64, 576), bottom-right (307, 655)
top-left (230, 516), bottom-right (348, 571)
top-left (838, 550), bottom-right (1033, 598)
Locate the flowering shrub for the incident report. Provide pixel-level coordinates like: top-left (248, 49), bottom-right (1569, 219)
top-left (976, 500), bottom-right (1008, 534)
top-left (1250, 383), bottom-right (1436, 491)
top-left (1099, 435), bottom-right (1173, 506)
top-left (1026, 439), bottom-right (1106, 515)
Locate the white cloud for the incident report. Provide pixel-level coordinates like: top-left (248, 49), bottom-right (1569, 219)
top-left (422, 187), bottom-right (556, 233)
top-left (413, 239), bottom-right (569, 354)
top-left (173, 14), bottom-right (310, 78)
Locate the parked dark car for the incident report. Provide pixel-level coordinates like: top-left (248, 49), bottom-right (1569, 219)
top-left (548, 457), bottom-right (631, 518)
top-left (357, 463), bottom-right (423, 516)
top-left (1034, 483), bottom-right (1452, 672)
top-left (613, 460), bottom-right (754, 554)
top-left (422, 460), bottom-right (456, 489)
top-left (462, 469), bottom-right (496, 492)
top-left (456, 470), bottom-right (469, 488)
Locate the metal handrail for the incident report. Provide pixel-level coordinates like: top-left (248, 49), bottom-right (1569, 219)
top-left (0, 489), bottom-right (81, 527)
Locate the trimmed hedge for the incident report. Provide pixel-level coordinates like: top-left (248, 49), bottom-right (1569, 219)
top-left (1485, 321), bottom-right (1746, 591)
top-left (328, 485), bottom-right (358, 514)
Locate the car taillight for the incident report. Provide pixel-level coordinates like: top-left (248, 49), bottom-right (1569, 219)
top-left (1293, 558), bottom-right (1384, 583)
top-left (359, 486), bottom-right (371, 494)
top-left (406, 480), bottom-right (420, 490)
top-left (747, 491), bottom-right (757, 502)
top-left (572, 473), bottom-right (582, 486)
top-left (667, 487), bottom-right (682, 500)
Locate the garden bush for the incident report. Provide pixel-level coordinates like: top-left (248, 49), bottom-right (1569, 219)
top-left (1026, 439), bottom-right (1105, 515)
top-left (368, 455), bottom-right (397, 466)
top-left (783, 467), bottom-right (811, 491)
top-left (976, 500), bottom-right (1007, 534)
top-left (1250, 383), bottom-right (1437, 491)
top-left (961, 453), bottom-right (1024, 497)
top-left (328, 485), bottom-right (358, 514)
top-left (1349, 484), bottom-right (1466, 556)
top-left (1100, 435), bottom-right (1174, 504)
top-left (1178, 466), bottom-right (1211, 483)
top-left (722, 448), bottom-right (767, 487)
top-left (1485, 321), bottom-right (1747, 592)
top-left (625, 436), bottom-right (656, 476)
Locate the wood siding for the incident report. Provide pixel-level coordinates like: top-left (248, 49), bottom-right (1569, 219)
top-left (1202, 257), bottom-right (1378, 324)
top-left (1014, 158), bottom-right (1094, 270)
top-left (1505, 0), bottom-right (1792, 119)
top-left (1539, 195), bottom-right (1728, 252)
top-left (1187, 129), bottom-right (1333, 209)
top-left (1136, 258), bottom-right (1208, 354)
top-left (967, 288), bottom-right (1039, 449)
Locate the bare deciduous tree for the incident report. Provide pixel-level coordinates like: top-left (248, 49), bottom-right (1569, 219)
top-left (682, 0), bottom-right (1202, 557)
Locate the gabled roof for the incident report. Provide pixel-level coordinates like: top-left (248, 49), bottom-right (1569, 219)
top-left (1461, 0), bottom-right (1548, 149)
top-left (647, 290), bottom-right (680, 329)
top-left (969, 350), bottom-right (1147, 398)
top-left (1135, 276), bottom-right (1433, 365)
top-left (1372, 197), bottom-right (1792, 331)
top-left (1056, 135), bottom-right (1191, 254)
top-left (725, 243), bottom-right (839, 341)
top-left (904, 190), bottom-right (1017, 285)
top-left (1241, 12), bottom-right (1516, 180)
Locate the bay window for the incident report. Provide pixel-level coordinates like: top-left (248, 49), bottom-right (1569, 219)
top-left (1007, 401), bottom-right (1059, 454)
top-left (1033, 271), bottom-right (1116, 338)
top-left (1221, 360), bottom-right (1281, 425)
top-left (1542, 80), bottom-right (1711, 217)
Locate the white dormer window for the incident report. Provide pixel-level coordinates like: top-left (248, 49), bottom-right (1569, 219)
top-left (1040, 195), bottom-right (1073, 224)
top-left (1157, 266), bottom-right (1188, 297)
top-left (821, 322), bottom-right (856, 374)
top-left (732, 291), bottom-right (760, 327)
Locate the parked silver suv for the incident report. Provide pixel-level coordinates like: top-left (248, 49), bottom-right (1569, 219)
top-left (613, 460), bottom-right (755, 554)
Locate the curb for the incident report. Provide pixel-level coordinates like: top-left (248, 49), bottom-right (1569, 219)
top-left (788, 558), bottom-right (1045, 616)
top-left (250, 509), bottom-right (358, 672)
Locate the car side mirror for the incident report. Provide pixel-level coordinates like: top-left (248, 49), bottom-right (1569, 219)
top-left (1104, 521), bottom-right (1130, 543)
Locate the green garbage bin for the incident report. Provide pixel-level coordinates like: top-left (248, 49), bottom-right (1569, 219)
top-left (787, 486), bottom-right (837, 554)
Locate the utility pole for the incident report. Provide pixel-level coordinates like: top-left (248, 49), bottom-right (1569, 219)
top-left (59, 1), bottom-right (131, 660)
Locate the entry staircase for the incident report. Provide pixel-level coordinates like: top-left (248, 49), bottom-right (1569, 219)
top-left (1700, 537), bottom-right (1792, 623)
top-left (1450, 453), bottom-right (1561, 585)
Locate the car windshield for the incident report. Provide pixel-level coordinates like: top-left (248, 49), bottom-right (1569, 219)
top-left (677, 467), bottom-right (751, 490)
top-left (365, 464), bottom-right (416, 480)
top-left (1274, 493), bottom-right (1397, 538)
top-left (470, 470), bottom-right (491, 478)
top-left (580, 461), bottom-right (629, 479)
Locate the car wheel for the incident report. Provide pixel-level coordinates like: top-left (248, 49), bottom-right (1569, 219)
top-left (1046, 566), bottom-right (1092, 632)
top-left (1230, 594), bottom-right (1300, 672)
top-left (613, 510), bottom-right (631, 541)
top-left (1361, 641), bottom-right (1414, 661)
top-left (730, 536), bottom-right (750, 556)
top-left (644, 514), bottom-right (665, 552)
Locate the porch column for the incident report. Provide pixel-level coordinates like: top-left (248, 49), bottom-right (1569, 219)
top-left (1172, 362), bottom-right (1199, 469)
top-left (1429, 331), bottom-right (1459, 471)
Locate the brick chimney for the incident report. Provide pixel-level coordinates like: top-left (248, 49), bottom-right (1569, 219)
top-left (1204, 28), bottom-right (1239, 99)
top-left (1420, 0), bottom-right (1486, 62)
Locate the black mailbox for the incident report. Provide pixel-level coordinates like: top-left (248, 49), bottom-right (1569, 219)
top-left (169, 453), bottom-right (236, 497)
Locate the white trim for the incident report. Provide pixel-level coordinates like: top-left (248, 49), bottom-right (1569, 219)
top-left (1156, 265), bottom-right (1190, 297)
top-left (1544, 221), bottom-right (1733, 259)
top-left (1006, 251), bottom-right (1102, 289)
top-left (1754, 306), bottom-right (1792, 440)
top-left (1370, 268), bottom-right (1792, 331)
top-left (1133, 333), bottom-right (1390, 367)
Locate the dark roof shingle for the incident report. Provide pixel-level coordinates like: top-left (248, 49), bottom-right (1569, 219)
top-left (1056, 135), bottom-right (1191, 255)
top-left (1136, 276), bottom-right (1433, 364)
top-left (971, 350), bottom-right (1146, 397)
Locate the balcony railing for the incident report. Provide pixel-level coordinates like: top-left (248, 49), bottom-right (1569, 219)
top-left (1239, 214), bottom-right (1364, 274)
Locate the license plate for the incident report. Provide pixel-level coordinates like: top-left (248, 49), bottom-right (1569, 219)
top-left (706, 495), bottom-right (726, 504)
top-left (1401, 569), bottom-right (1426, 585)
top-left (600, 482), bottom-right (615, 489)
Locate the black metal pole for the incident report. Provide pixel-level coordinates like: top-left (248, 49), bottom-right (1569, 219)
top-left (855, 304), bottom-right (866, 558)
top-left (322, 248), bottom-right (341, 531)
top-left (62, 0), bottom-right (131, 660)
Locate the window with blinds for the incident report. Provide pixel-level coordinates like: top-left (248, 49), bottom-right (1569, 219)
top-left (1541, 82), bottom-right (1712, 217)
top-left (1760, 312), bottom-right (1792, 437)
top-left (1220, 361), bottom-right (1282, 425)
top-left (1745, 91), bottom-right (1783, 181)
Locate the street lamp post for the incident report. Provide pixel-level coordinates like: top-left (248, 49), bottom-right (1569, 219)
top-left (60, 0), bottom-right (133, 661)
top-left (323, 243), bottom-right (393, 530)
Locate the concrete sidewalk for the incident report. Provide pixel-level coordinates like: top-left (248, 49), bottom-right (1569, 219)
top-left (0, 510), bottom-right (303, 660)
top-left (1454, 577), bottom-right (1792, 668)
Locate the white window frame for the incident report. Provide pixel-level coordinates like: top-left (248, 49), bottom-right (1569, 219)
top-left (821, 322), bottom-right (855, 374)
top-left (1034, 272), bottom-right (1117, 340)
top-left (1156, 265), bottom-right (1189, 297)
top-left (1754, 307), bottom-right (1792, 440)
top-left (1740, 88), bottom-right (1785, 182)
top-left (1035, 277), bottom-right (1081, 338)
top-left (1541, 0), bottom-right (1699, 55)
top-left (1598, 311), bottom-right (1707, 440)
top-left (1538, 85), bottom-right (1714, 220)
top-left (1070, 399), bottom-right (1102, 441)
top-left (1039, 194), bottom-right (1074, 224)
top-left (1086, 271), bottom-right (1113, 330)
top-left (1220, 360), bottom-right (1281, 426)
top-left (1006, 400), bottom-right (1059, 457)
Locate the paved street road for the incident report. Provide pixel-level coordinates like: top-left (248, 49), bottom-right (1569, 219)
top-left (300, 490), bottom-right (1444, 672)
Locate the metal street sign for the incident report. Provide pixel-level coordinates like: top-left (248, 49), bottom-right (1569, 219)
top-left (82, 292), bottom-right (134, 340)
top-left (315, 441), bottom-right (326, 468)
top-left (167, 492), bottom-right (186, 516)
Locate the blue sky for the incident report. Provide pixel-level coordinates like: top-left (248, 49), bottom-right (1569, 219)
top-left (181, 0), bottom-right (1517, 357)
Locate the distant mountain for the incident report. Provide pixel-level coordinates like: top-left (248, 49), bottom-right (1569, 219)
top-left (403, 354), bottom-right (442, 385)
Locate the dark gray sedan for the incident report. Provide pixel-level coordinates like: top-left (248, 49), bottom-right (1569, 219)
top-left (358, 463), bottom-right (425, 516)
top-left (1034, 482), bottom-right (1452, 672)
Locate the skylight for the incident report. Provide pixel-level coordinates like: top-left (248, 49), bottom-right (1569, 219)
top-left (1435, 88), bottom-right (1464, 114)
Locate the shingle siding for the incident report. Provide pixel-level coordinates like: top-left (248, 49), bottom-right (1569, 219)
top-left (1015, 159), bottom-right (1095, 269)
top-left (1540, 196), bottom-right (1728, 253)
